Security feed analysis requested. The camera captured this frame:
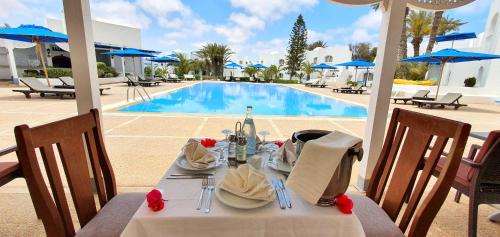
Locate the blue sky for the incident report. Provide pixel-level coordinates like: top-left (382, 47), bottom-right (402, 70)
top-left (1, 0), bottom-right (494, 60)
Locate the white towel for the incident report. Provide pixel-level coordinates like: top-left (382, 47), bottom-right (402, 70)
top-left (286, 131), bottom-right (362, 204)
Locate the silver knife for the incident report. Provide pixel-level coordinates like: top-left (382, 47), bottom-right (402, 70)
top-left (273, 178), bottom-right (286, 209)
top-left (167, 176), bottom-right (208, 179)
top-left (278, 179), bottom-right (292, 208)
top-left (170, 173), bottom-right (214, 176)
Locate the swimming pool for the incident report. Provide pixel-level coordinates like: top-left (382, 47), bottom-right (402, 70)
top-left (119, 82), bottom-right (367, 117)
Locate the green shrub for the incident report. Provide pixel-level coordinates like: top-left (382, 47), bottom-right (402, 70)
top-left (464, 77), bottom-right (476, 87)
top-left (144, 66), bottom-right (152, 77)
top-left (96, 62), bottom-right (119, 78)
top-left (394, 62), bottom-right (427, 81)
top-left (46, 68), bottom-right (72, 78)
top-left (273, 79), bottom-right (299, 84)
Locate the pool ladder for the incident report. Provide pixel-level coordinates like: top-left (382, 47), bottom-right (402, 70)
top-left (127, 84), bottom-right (151, 102)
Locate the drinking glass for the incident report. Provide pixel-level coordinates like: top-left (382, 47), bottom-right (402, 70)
top-left (258, 130), bottom-right (270, 143)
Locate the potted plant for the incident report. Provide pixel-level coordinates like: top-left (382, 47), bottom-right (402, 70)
top-left (464, 77), bottom-right (476, 87)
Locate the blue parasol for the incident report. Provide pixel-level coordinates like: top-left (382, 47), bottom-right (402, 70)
top-left (401, 48), bottom-right (500, 98)
top-left (102, 49), bottom-right (157, 77)
top-left (225, 62), bottom-right (242, 77)
top-left (250, 63), bottom-right (268, 69)
top-left (311, 63), bottom-right (336, 81)
top-left (436, 32), bottom-right (477, 48)
top-left (0, 24), bottom-right (68, 86)
top-left (335, 60), bottom-right (375, 86)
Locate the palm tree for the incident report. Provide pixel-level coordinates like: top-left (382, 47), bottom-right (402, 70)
top-left (407, 11), bottom-right (432, 57)
top-left (194, 43), bottom-right (233, 78)
top-left (307, 40), bottom-right (327, 51)
top-left (267, 65), bottom-right (280, 80)
top-left (190, 59), bottom-right (207, 78)
top-left (174, 53), bottom-right (191, 78)
top-left (425, 13), bottom-right (465, 54)
top-left (243, 66), bottom-right (259, 78)
top-left (302, 61), bottom-right (316, 80)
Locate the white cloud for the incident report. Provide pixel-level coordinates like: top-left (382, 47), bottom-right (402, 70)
top-left (158, 17), bottom-right (184, 29)
top-left (91, 0), bottom-right (151, 29)
top-left (351, 29), bottom-right (375, 43)
top-left (1, 0), bottom-right (27, 18)
top-left (137, 0), bottom-right (191, 17)
top-left (229, 13), bottom-right (265, 30)
top-left (230, 0), bottom-right (319, 21)
top-left (354, 10), bottom-right (382, 30)
top-left (214, 25), bottom-right (249, 44)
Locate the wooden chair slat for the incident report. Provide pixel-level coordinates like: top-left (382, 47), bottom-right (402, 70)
top-left (374, 124), bottom-right (407, 203)
top-left (39, 145), bottom-right (75, 236)
top-left (399, 136), bottom-right (448, 231)
top-left (91, 110), bottom-right (117, 200)
top-left (382, 128), bottom-right (433, 220)
top-left (84, 131), bottom-right (107, 207)
top-left (367, 109), bottom-right (401, 199)
top-left (56, 137), bottom-right (97, 227)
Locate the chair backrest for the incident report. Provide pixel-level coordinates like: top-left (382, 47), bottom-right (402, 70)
top-left (59, 77), bottom-right (75, 86)
top-left (438, 93), bottom-right (462, 104)
top-left (20, 78), bottom-right (49, 91)
top-left (469, 131), bottom-right (500, 182)
top-left (126, 74), bottom-right (139, 85)
top-left (169, 74), bottom-right (178, 79)
top-left (413, 90), bottom-right (430, 98)
top-left (14, 109), bottom-right (117, 237)
top-left (366, 108), bottom-right (470, 237)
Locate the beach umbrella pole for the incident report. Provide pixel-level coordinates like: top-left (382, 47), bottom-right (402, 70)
top-left (35, 43), bottom-right (51, 86)
top-left (435, 60), bottom-right (446, 99)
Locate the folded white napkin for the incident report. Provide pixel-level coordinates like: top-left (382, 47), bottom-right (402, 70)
top-left (276, 139), bottom-right (297, 166)
top-left (286, 131), bottom-right (362, 204)
top-left (220, 164), bottom-right (275, 201)
top-left (183, 139), bottom-right (216, 169)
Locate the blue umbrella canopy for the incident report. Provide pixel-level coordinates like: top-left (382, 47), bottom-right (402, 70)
top-left (102, 48), bottom-right (156, 57)
top-left (0, 24), bottom-right (68, 43)
top-left (402, 48), bottom-right (500, 98)
top-left (436, 32), bottom-right (477, 43)
top-left (0, 24), bottom-right (68, 86)
top-left (225, 62), bottom-right (242, 69)
top-left (335, 60), bottom-right (374, 68)
top-left (311, 63), bottom-right (337, 69)
top-left (250, 63), bottom-right (267, 69)
top-left (149, 56), bottom-right (180, 63)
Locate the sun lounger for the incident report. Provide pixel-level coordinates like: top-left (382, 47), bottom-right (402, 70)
top-left (412, 93), bottom-right (467, 110)
top-left (13, 78), bottom-right (75, 99)
top-left (125, 75), bottom-right (157, 87)
top-left (56, 77), bottom-right (111, 95)
top-left (225, 76), bottom-right (231, 81)
top-left (340, 84), bottom-right (365, 94)
top-left (165, 74), bottom-right (181, 83)
top-left (310, 80), bottom-right (327, 88)
top-left (137, 75), bottom-right (161, 86)
top-left (391, 90), bottom-right (430, 104)
top-left (184, 74), bottom-right (195, 80)
top-left (304, 79), bottom-right (319, 87)
top-left (257, 77), bottom-right (266, 83)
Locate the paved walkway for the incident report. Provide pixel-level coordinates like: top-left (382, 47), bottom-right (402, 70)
top-left (0, 81), bottom-right (498, 236)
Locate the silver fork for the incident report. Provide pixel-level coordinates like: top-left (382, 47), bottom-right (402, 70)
top-left (197, 178), bottom-right (208, 210)
top-left (204, 177), bottom-right (215, 213)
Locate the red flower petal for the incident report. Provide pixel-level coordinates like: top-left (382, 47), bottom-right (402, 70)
top-left (146, 189), bottom-right (163, 204)
top-left (335, 194), bottom-right (353, 215)
top-left (274, 141), bottom-right (284, 148)
top-left (201, 138), bottom-right (217, 148)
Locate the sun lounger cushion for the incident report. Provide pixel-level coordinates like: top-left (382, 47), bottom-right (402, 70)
top-left (75, 192), bottom-right (145, 237)
top-left (350, 194), bottom-right (405, 237)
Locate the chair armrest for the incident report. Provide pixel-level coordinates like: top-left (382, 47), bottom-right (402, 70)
top-left (460, 158), bottom-right (483, 168)
top-left (465, 144), bottom-right (482, 161)
top-left (0, 146), bottom-right (17, 157)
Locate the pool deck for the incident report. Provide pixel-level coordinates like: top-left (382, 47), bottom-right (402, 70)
top-left (0, 81), bottom-right (499, 236)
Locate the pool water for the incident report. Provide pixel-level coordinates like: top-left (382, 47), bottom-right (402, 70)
top-left (119, 82), bottom-right (367, 117)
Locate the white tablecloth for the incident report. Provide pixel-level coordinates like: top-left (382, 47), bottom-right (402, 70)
top-left (121, 156), bottom-right (365, 237)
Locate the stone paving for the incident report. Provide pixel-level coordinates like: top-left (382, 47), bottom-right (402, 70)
top-left (0, 81), bottom-right (498, 236)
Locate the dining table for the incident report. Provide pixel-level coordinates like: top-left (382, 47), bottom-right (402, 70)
top-left (120, 140), bottom-right (366, 237)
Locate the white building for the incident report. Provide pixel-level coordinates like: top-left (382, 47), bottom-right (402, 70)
top-left (0, 13), bottom-right (145, 83)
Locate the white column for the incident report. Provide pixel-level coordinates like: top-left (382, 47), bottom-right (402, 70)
top-left (120, 48), bottom-right (126, 78)
top-left (62, 0), bottom-right (102, 115)
top-left (6, 43), bottom-right (19, 84)
top-left (357, 0), bottom-right (408, 191)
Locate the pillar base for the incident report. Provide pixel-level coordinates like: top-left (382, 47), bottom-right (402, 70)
top-left (354, 175), bottom-right (370, 192)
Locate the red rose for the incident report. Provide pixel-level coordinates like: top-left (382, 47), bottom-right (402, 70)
top-left (274, 141), bottom-right (284, 148)
top-left (201, 138), bottom-right (217, 148)
top-left (146, 189), bottom-right (164, 212)
top-left (335, 194), bottom-right (353, 214)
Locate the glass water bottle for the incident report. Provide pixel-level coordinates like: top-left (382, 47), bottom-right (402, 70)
top-left (242, 106), bottom-right (257, 155)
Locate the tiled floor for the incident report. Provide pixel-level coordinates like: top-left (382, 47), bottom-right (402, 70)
top-left (0, 81), bottom-right (498, 236)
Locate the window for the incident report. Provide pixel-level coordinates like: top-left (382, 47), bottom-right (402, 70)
top-left (313, 57), bottom-right (318, 64)
top-left (325, 55), bottom-right (333, 62)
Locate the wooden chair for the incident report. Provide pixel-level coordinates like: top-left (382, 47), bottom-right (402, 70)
top-left (14, 109), bottom-right (145, 237)
top-left (432, 131), bottom-right (500, 237)
top-left (351, 108), bottom-right (471, 237)
top-left (0, 146), bottom-right (21, 187)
